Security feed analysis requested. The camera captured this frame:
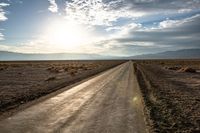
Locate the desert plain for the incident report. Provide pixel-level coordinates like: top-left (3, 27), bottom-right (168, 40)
top-left (0, 60), bottom-right (199, 132)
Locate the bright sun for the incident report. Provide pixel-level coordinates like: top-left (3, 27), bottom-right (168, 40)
top-left (45, 20), bottom-right (91, 50)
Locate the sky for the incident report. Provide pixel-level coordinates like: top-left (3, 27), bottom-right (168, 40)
top-left (0, 0), bottom-right (200, 56)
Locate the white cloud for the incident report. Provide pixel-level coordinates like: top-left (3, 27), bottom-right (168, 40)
top-left (0, 3), bottom-right (10, 7)
top-left (0, 39), bottom-right (104, 54)
top-left (159, 14), bottom-right (200, 29)
top-left (48, 0), bottom-right (58, 13)
top-left (159, 19), bottom-right (181, 28)
top-left (107, 23), bottom-right (142, 35)
top-left (71, 13), bottom-right (200, 56)
top-left (1, 0), bottom-right (200, 56)
top-left (0, 2), bottom-right (10, 41)
top-left (178, 9), bottom-right (192, 13)
top-left (0, 43), bottom-right (10, 51)
top-left (64, 0), bottom-right (145, 26)
top-left (0, 33), bottom-right (4, 40)
top-left (1, 14), bottom-right (200, 56)
top-left (134, 0), bottom-right (156, 3)
top-left (0, 12), bottom-right (7, 21)
top-left (0, 2), bottom-right (9, 21)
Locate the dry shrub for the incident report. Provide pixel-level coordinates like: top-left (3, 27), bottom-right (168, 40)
top-left (78, 65), bottom-right (89, 71)
top-left (57, 69), bottom-right (64, 73)
top-left (78, 65), bottom-right (84, 69)
top-left (177, 67), bottom-right (196, 73)
top-left (64, 67), bottom-right (69, 72)
top-left (45, 76), bottom-right (56, 81)
top-left (47, 63), bottom-right (100, 74)
top-left (166, 66), bottom-right (181, 70)
top-left (62, 64), bottom-right (92, 73)
top-left (47, 67), bottom-right (52, 71)
top-left (0, 65), bottom-right (8, 71)
top-left (69, 69), bottom-right (77, 76)
top-left (82, 67), bottom-right (89, 70)
top-left (47, 67), bottom-right (64, 73)
top-left (11, 64), bottom-right (21, 68)
top-left (160, 62), bottom-right (165, 65)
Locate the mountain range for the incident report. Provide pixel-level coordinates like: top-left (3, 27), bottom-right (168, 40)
top-left (128, 49), bottom-right (200, 59)
top-left (0, 49), bottom-right (200, 60)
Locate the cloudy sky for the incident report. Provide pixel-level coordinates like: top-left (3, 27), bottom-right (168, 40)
top-left (0, 0), bottom-right (199, 56)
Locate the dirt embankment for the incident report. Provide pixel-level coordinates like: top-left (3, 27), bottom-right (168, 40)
top-left (0, 60), bottom-right (125, 116)
top-left (134, 62), bottom-right (200, 132)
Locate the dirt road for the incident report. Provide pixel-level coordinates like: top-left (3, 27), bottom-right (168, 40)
top-left (0, 62), bottom-right (147, 133)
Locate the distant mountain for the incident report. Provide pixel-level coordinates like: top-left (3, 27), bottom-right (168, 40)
top-left (0, 49), bottom-right (199, 60)
top-left (128, 49), bottom-right (200, 59)
top-left (0, 51), bottom-right (116, 60)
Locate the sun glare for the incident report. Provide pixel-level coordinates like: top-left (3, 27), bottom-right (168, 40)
top-left (45, 20), bottom-right (91, 50)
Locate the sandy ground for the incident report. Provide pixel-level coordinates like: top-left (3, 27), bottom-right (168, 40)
top-left (134, 60), bottom-right (200, 132)
top-left (0, 62), bottom-right (147, 133)
top-left (0, 60), bottom-right (124, 117)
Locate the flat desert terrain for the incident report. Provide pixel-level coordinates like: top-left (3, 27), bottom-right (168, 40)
top-left (0, 62), bottom-right (148, 133)
top-left (134, 60), bottom-right (200, 132)
top-left (0, 60), bottom-right (199, 133)
top-left (0, 60), bottom-right (125, 117)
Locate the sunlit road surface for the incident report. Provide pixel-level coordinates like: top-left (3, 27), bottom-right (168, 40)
top-left (0, 62), bottom-right (147, 133)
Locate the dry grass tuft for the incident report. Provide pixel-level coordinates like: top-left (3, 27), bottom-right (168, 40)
top-left (69, 69), bottom-right (77, 76)
top-left (0, 67), bottom-right (5, 71)
top-left (177, 67), bottom-right (196, 73)
top-left (47, 67), bottom-right (65, 73)
top-left (166, 66), bottom-right (181, 70)
top-left (45, 76), bottom-right (56, 81)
